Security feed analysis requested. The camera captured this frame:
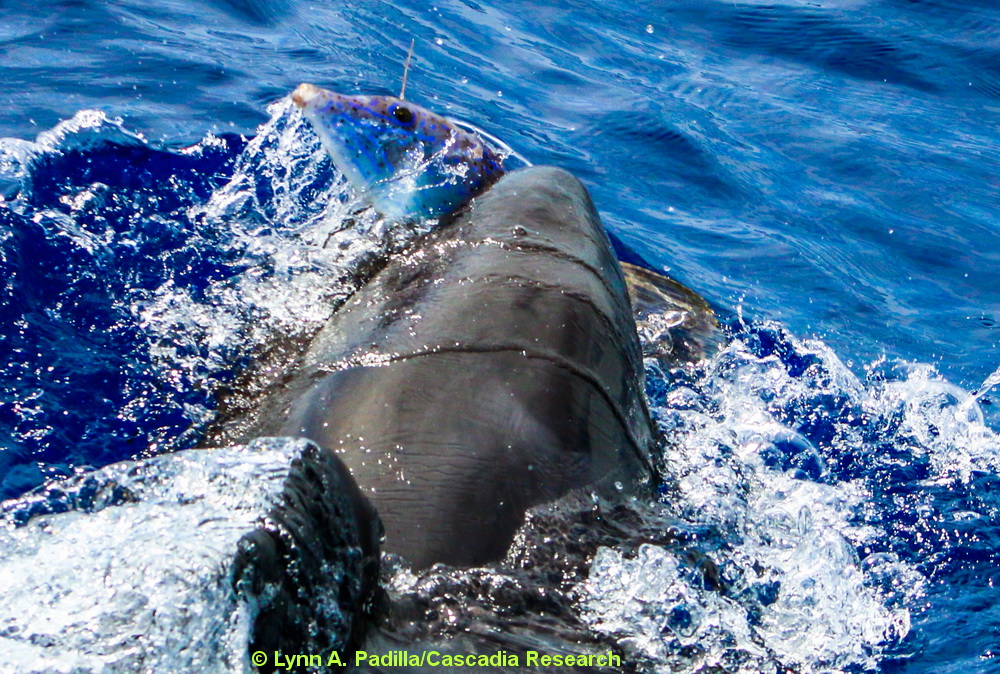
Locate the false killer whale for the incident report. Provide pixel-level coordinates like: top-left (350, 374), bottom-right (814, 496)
top-left (0, 88), bottom-right (720, 673)
top-left (245, 164), bottom-right (657, 569)
top-left (215, 86), bottom-right (721, 668)
top-left (216, 86), bottom-right (720, 572)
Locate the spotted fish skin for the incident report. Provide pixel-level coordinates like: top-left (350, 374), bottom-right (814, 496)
top-left (292, 83), bottom-right (505, 221)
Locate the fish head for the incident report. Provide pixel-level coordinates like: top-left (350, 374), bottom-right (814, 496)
top-left (292, 83), bottom-right (505, 221)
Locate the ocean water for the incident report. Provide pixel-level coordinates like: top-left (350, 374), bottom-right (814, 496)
top-left (1, 0), bottom-right (999, 672)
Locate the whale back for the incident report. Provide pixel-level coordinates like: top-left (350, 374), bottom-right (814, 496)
top-left (252, 166), bottom-right (653, 568)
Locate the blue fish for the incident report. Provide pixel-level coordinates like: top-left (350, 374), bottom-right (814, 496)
top-left (292, 83), bottom-right (506, 221)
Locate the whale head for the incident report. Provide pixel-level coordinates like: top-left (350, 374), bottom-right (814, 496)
top-left (292, 83), bottom-right (505, 221)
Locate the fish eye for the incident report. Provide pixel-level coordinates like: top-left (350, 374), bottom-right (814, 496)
top-left (393, 105), bottom-right (414, 125)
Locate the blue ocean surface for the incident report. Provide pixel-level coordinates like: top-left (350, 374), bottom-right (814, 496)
top-left (1, 0), bottom-right (999, 671)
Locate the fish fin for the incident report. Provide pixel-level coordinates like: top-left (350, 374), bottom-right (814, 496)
top-left (621, 261), bottom-right (723, 363)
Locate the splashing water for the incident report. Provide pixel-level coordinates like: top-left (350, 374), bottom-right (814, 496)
top-left (972, 363), bottom-right (1000, 400)
top-left (0, 98), bottom-right (441, 498)
top-left (138, 97), bottom-right (435, 415)
top-left (576, 318), bottom-right (1000, 672)
top-left (2, 96), bottom-right (999, 672)
top-left (0, 437), bottom-right (363, 673)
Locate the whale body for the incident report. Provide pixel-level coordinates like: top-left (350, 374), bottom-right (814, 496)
top-left (243, 165), bottom-right (657, 569)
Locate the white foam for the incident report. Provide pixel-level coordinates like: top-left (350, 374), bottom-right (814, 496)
top-left (0, 438), bottom-right (311, 673)
top-left (577, 323), bottom-right (970, 672)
